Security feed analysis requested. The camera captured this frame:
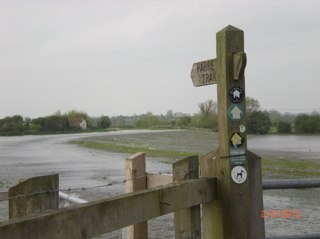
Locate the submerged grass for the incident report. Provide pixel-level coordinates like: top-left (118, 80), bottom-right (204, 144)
top-left (261, 157), bottom-right (320, 178)
top-left (71, 129), bottom-right (218, 158)
top-left (73, 140), bottom-right (194, 158)
top-left (71, 129), bottom-right (320, 178)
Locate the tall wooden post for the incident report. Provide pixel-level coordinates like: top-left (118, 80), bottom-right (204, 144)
top-left (9, 174), bottom-right (59, 219)
top-left (173, 156), bottom-right (201, 239)
top-left (217, 25), bottom-right (248, 238)
top-left (199, 25), bottom-right (265, 239)
top-left (125, 152), bottom-right (148, 239)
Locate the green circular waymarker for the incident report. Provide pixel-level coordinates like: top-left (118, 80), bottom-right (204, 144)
top-left (227, 104), bottom-right (244, 121)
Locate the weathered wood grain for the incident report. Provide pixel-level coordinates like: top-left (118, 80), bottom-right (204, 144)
top-left (8, 174), bottom-right (58, 220)
top-left (0, 178), bottom-right (217, 239)
top-left (173, 156), bottom-right (201, 239)
top-left (200, 25), bottom-right (265, 239)
top-left (125, 152), bottom-right (148, 239)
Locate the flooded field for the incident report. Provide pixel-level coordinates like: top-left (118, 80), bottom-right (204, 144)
top-left (1, 129), bottom-right (320, 238)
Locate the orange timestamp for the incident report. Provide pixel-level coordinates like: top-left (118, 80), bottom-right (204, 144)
top-left (261, 209), bottom-right (301, 219)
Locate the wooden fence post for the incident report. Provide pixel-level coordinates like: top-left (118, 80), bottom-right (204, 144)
top-left (200, 25), bottom-right (265, 239)
top-left (146, 173), bottom-right (173, 188)
top-left (125, 152), bottom-right (148, 239)
top-left (9, 174), bottom-right (59, 219)
top-left (174, 156), bottom-right (201, 239)
top-left (0, 178), bottom-right (216, 239)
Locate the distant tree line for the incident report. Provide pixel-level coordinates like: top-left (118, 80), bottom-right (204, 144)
top-left (268, 110), bottom-right (320, 134)
top-left (1, 99), bottom-right (320, 135)
top-left (0, 110), bottom-right (111, 135)
top-left (292, 114), bottom-right (320, 134)
top-left (109, 97), bottom-right (275, 134)
top-left (0, 115), bottom-right (27, 133)
top-left (129, 97), bottom-right (320, 135)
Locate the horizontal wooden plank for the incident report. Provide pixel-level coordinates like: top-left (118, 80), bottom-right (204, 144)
top-left (0, 178), bottom-right (217, 239)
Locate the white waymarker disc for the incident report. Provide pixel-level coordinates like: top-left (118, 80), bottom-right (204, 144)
top-left (231, 166), bottom-right (247, 184)
top-left (239, 125), bottom-right (246, 133)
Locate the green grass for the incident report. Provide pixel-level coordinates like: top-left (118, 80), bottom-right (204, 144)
top-left (73, 140), bottom-right (194, 158)
top-left (261, 157), bottom-right (320, 178)
top-left (71, 129), bottom-right (320, 179)
top-left (269, 126), bottom-right (278, 134)
top-left (71, 129), bottom-right (218, 158)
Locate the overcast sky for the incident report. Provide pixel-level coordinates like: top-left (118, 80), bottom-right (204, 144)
top-left (0, 0), bottom-right (319, 118)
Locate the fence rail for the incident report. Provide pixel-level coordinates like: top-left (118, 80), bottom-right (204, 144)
top-left (0, 177), bottom-right (216, 239)
top-left (3, 178), bottom-right (320, 202)
top-left (1, 166), bottom-right (320, 238)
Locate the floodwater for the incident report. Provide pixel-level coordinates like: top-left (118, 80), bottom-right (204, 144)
top-left (248, 134), bottom-right (320, 158)
top-left (0, 130), bottom-right (319, 238)
top-left (249, 134), bottom-right (320, 237)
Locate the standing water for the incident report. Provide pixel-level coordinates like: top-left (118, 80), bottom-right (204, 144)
top-left (0, 130), bottom-right (320, 238)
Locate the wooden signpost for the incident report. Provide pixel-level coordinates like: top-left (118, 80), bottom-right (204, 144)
top-left (190, 59), bottom-right (216, 87)
top-left (191, 25), bottom-right (265, 239)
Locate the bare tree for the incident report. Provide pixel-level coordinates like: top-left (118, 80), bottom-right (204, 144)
top-left (198, 99), bottom-right (217, 118)
top-left (197, 99), bottom-right (218, 129)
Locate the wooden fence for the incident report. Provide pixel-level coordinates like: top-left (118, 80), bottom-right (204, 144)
top-left (0, 154), bottom-right (219, 239)
top-left (1, 152), bottom-right (320, 238)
